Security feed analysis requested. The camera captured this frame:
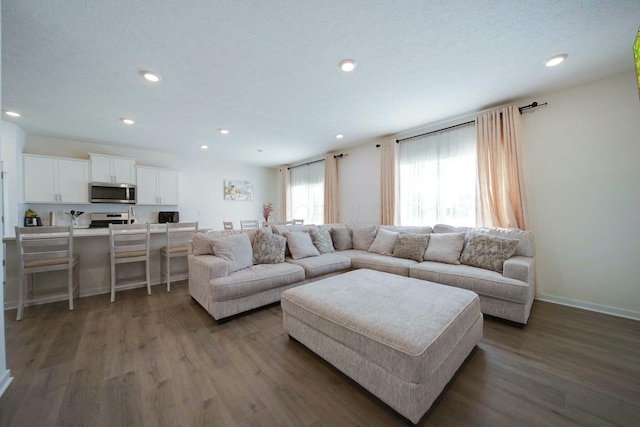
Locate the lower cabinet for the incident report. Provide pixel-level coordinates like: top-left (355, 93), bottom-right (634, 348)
top-left (136, 166), bottom-right (179, 205)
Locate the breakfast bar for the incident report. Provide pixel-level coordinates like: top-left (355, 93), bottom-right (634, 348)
top-left (3, 225), bottom-right (189, 309)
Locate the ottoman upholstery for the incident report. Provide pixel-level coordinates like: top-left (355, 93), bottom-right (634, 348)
top-left (281, 269), bottom-right (482, 423)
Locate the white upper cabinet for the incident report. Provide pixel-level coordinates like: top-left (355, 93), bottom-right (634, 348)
top-left (89, 153), bottom-right (136, 184)
top-left (136, 166), bottom-right (179, 205)
top-left (24, 154), bottom-right (89, 203)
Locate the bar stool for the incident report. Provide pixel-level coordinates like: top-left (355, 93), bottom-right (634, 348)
top-left (14, 225), bottom-right (79, 320)
top-left (223, 221), bottom-right (234, 230)
top-left (240, 219), bottom-right (259, 230)
top-left (109, 223), bottom-right (151, 302)
top-left (160, 222), bottom-right (198, 292)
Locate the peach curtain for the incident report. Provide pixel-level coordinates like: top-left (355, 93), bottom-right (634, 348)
top-left (476, 105), bottom-right (527, 229)
top-left (324, 154), bottom-right (339, 224)
top-left (380, 140), bottom-right (396, 225)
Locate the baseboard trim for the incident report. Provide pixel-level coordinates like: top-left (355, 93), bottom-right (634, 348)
top-left (536, 294), bottom-right (640, 321)
top-left (0, 369), bottom-right (13, 398)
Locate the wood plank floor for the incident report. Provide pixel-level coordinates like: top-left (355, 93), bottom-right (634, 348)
top-left (1, 282), bottom-right (639, 426)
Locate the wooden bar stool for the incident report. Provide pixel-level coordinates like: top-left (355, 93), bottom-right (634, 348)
top-left (160, 222), bottom-right (198, 292)
top-left (240, 219), bottom-right (259, 230)
top-left (223, 221), bottom-right (234, 230)
top-left (108, 223), bottom-right (151, 302)
top-left (14, 225), bottom-right (80, 320)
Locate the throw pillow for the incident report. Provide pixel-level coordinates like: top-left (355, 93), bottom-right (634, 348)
top-left (308, 227), bottom-right (335, 254)
top-left (192, 232), bottom-right (214, 255)
top-left (459, 232), bottom-right (519, 273)
top-left (210, 233), bottom-right (254, 273)
top-left (351, 225), bottom-right (377, 251)
top-left (392, 233), bottom-right (430, 262)
top-left (252, 231), bottom-right (286, 264)
top-left (331, 228), bottom-right (353, 251)
top-left (285, 232), bottom-right (320, 259)
top-left (368, 228), bottom-right (399, 255)
top-left (423, 232), bottom-right (466, 265)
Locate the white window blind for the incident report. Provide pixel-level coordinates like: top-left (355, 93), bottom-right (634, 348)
top-left (289, 161), bottom-right (324, 224)
top-left (397, 123), bottom-right (477, 226)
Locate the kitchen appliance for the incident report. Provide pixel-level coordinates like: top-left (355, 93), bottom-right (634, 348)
top-left (158, 211), bottom-right (179, 223)
top-left (24, 216), bottom-right (42, 227)
top-left (89, 182), bottom-right (136, 204)
top-left (89, 212), bottom-right (132, 228)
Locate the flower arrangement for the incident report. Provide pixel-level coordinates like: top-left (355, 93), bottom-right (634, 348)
top-left (262, 202), bottom-right (274, 222)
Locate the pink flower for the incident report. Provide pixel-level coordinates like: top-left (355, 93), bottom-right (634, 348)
top-left (263, 202), bottom-right (274, 219)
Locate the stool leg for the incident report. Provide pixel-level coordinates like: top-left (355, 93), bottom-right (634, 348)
top-left (17, 272), bottom-right (25, 321)
top-left (167, 256), bottom-right (171, 292)
top-left (146, 258), bottom-right (151, 296)
top-left (68, 263), bottom-right (74, 311)
top-left (110, 260), bottom-right (116, 303)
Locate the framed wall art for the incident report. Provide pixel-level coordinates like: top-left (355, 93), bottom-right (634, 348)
top-left (223, 179), bottom-right (253, 201)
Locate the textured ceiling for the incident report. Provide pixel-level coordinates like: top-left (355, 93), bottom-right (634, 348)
top-left (3, 0), bottom-right (640, 167)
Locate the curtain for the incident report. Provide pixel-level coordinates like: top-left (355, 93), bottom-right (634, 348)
top-left (324, 154), bottom-right (339, 224)
top-left (476, 105), bottom-right (527, 229)
top-left (379, 140), bottom-right (396, 225)
top-left (397, 124), bottom-right (476, 226)
top-left (279, 167), bottom-right (289, 221)
top-left (289, 161), bottom-right (324, 224)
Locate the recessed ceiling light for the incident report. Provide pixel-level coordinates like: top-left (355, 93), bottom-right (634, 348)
top-left (336, 134), bottom-right (344, 139)
top-left (545, 54), bottom-right (568, 67)
top-left (219, 129), bottom-right (230, 135)
top-left (200, 144), bottom-right (208, 149)
top-left (5, 111), bottom-right (21, 117)
top-left (121, 118), bottom-right (135, 125)
top-left (141, 71), bottom-right (161, 82)
top-left (339, 59), bottom-right (357, 72)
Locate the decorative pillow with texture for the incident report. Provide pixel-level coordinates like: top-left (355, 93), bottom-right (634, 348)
top-left (192, 232), bottom-right (214, 255)
top-left (423, 232), bottom-right (466, 265)
top-left (331, 228), bottom-right (353, 251)
top-left (285, 232), bottom-right (320, 259)
top-left (308, 227), bottom-right (335, 254)
top-left (252, 231), bottom-right (286, 264)
top-left (459, 232), bottom-right (519, 273)
top-left (351, 225), bottom-right (377, 251)
top-left (210, 233), bottom-right (254, 273)
top-left (392, 233), bottom-right (430, 262)
top-left (368, 228), bottom-right (398, 255)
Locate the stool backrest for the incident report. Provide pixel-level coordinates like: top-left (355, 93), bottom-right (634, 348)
top-left (223, 221), bottom-right (234, 230)
top-left (109, 223), bottom-right (151, 261)
top-left (240, 219), bottom-right (259, 230)
top-left (166, 222), bottom-right (199, 251)
top-left (15, 226), bottom-right (74, 273)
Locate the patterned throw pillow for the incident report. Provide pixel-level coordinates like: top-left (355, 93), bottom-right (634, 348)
top-left (209, 233), bottom-right (254, 273)
top-left (368, 228), bottom-right (399, 255)
top-left (308, 227), bottom-right (335, 254)
top-left (284, 232), bottom-right (320, 259)
top-left (423, 232), bottom-right (466, 264)
top-left (459, 232), bottom-right (519, 273)
top-left (392, 233), bottom-right (430, 262)
top-left (331, 228), bottom-right (353, 251)
top-left (252, 231), bottom-right (286, 264)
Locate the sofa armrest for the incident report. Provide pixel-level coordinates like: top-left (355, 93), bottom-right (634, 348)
top-left (189, 254), bottom-right (230, 282)
top-left (503, 256), bottom-right (534, 285)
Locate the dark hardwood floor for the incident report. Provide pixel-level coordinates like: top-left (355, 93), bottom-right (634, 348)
top-left (1, 282), bottom-right (639, 426)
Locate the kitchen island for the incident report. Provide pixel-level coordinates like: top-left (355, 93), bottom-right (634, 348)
top-left (3, 224), bottom-right (198, 310)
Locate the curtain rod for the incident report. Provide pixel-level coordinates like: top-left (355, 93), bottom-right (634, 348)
top-left (286, 153), bottom-right (348, 170)
top-left (382, 100), bottom-right (548, 145)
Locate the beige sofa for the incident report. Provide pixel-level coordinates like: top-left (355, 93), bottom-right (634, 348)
top-left (188, 223), bottom-right (535, 324)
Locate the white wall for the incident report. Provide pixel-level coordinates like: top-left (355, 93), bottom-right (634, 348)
top-left (21, 135), bottom-right (279, 230)
top-left (1, 122), bottom-right (25, 235)
top-left (334, 71), bottom-right (640, 319)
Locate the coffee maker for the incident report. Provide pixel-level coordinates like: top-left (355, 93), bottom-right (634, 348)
top-left (24, 216), bottom-right (42, 227)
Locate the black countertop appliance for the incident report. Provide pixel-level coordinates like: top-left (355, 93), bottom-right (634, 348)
top-left (158, 211), bottom-right (179, 223)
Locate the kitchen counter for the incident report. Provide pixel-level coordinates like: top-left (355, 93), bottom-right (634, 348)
top-left (2, 223), bottom-right (174, 241)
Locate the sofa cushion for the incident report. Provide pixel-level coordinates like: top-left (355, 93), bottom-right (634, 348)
top-left (351, 252), bottom-right (418, 276)
top-left (351, 225), bottom-right (377, 251)
top-left (423, 232), bottom-right (465, 265)
top-left (434, 224), bottom-right (534, 257)
top-left (409, 261), bottom-right (530, 304)
top-left (459, 232), bottom-right (519, 273)
top-left (211, 263), bottom-right (305, 301)
top-left (252, 230), bottom-right (286, 264)
top-left (380, 225), bottom-right (433, 235)
top-left (331, 228), bottom-right (353, 251)
top-left (210, 233), bottom-right (254, 273)
top-left (308, 226), bottom-right (335, 254)
top-left (368, 228), bottom-right (398, 255)
top-left (285, 232), bottom-right (320, 259)
top-left (393, 233), bottom-right (430, 262)
top-left (192, 232), bottom-right (214, 255)
top-left (286, 253), bottom-right (352, 278)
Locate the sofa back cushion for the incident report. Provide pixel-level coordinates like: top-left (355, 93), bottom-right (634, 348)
top-left (210, 233), bottom-right (254, 273)
top-left (434, 224), bottom-right (534, 257)
top-left (380, 225), bottom-right (433, 235)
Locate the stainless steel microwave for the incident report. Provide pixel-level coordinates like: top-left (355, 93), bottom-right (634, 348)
top-left (89, 182), bottom-right (136, 204)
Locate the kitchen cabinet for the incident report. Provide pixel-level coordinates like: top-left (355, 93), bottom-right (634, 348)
top-left (136, 166), bottom-right (179, 205)
top-left (24, 154), bottom-right (90, 203)
top-left (89, 153), bottom-right (136, 184)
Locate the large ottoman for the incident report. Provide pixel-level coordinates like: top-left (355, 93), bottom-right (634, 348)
top-left (281, 269), bottom-right (483, 424)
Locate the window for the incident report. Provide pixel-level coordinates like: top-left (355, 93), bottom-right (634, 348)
top-left (397, 123), bottom-right (476, 226)
top-left (289, 161), bottom-right (324, 224)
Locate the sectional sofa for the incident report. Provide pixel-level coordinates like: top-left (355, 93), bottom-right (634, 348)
top-left (188, 223), bottom-right (535, 324)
